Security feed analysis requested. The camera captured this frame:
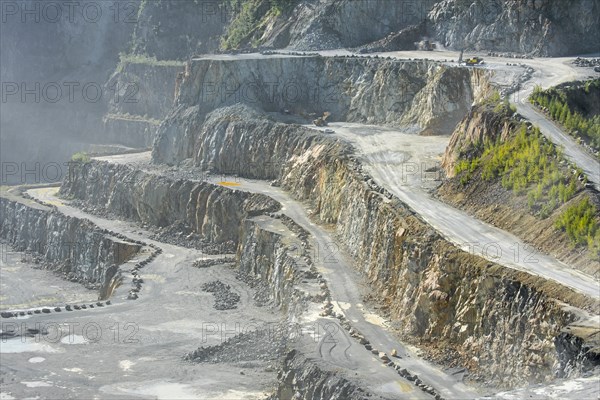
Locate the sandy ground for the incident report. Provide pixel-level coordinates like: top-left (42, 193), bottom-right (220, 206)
top-left (0, 245), bottom-right (98, 310)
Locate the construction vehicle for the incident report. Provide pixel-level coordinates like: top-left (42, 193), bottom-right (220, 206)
top-left (416, 39), bottom-right (436, 51)
top-left (313, 111), bottom-right (331, 127)
top-left (465, 56), bottom-right (485, 66)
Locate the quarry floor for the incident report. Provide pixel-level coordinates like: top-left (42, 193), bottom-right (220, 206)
top-left (0, 195), bottom-right (281, 400)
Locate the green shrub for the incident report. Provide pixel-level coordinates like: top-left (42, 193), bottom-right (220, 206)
top-left (71, 152), bottom-right (90, 163)
top-left (221, 0), bottom-right (298, 49)
top-left (556, 197), bottom-right (600, 256)
top-left (454, 157), bottom-right (479, 186)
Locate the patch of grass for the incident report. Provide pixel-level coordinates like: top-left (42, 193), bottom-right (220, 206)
top-left (118, 53), bottom-right (185, 68)
top-left (220, 1), bottom-right (263, 50)
top-left (484, 90), bottom-right (517, 116)
top-left (454, 157), bottom-right (479, 186)
top-left (71, 152), bottom-right (90, 163)
top-left (555, 197), bottom-right (600, 256)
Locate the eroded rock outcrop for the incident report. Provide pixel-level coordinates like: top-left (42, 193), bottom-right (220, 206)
top-left (245, 0), bottom-right (437, 51)
top-left (102, 61), bottom-right (185, 147)
top-left (441, 104), bottom-right (518, 177)
top-left (60, 161), bottom-right (281, 245)
top-left (0, 197), bottom-right (139, 286)
top-left (130, 0), bottom-right (228, 60)
top-left (270, 350), bottom-right (374, 400)
top-left (106, 61), bottom-right (184, 120)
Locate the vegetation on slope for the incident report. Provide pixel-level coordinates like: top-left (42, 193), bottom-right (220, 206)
top-left (221, 0), bottom-right (298, 50)
top-left (71, 152), bottom-right (90, 163)
top-left (456, 123), bottom-right (580, 218)
top-left (555, 197), bottom-right (600, 256)
top-left (117, 53), bottom-right (185, 68)
top-left (529, 79), bottom-right (600, 152)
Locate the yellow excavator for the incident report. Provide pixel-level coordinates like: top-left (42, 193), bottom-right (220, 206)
top-left (465, 56), bottom-right (484, 66)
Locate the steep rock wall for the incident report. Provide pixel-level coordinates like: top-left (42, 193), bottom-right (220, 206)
top-left (106, 62), bottom-right (184, 120)
top-left (238, 217), bottom-right (302, 310)
top-left (428, 0), bottom-right (600, 56)
top-left (121, 0), bottom-right (598, 56)
top-left (253, 0), bottom-right (437, 50)
top-left (101, 115), bottom-right (158, 148)
top-left (0, 197), bottom-right (139, 285)
top-left (154, 57), bottom-right (491, 164)
top-left (60, 161), bottom-right (281, 245)
top-left (101, 61), bottom-right (184, 148)
top-left (130, 0), bottom-right (229, 60)
top-left (191, 105), bottom-right (341, 180)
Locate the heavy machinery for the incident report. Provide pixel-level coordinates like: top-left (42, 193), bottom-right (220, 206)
top-left (313, 111), bottom-right (331, 127)
top-left (465, 56), bottom-right (485, 66)
top-left (416, 39), bottom-right (436, 51)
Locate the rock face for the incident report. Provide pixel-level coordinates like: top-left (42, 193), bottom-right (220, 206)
top-left (174, 105), bottom-right (599, 387)
top-left (0, 198), bottom-right (139, 285)
top-left (153, 57), bottom-right (490, 164)
top-left (191, 105), bottom-right (342, 180)
top-left (60, 161), bottom-right (281, 245)
top-left (358, 22), bottom-right (429, 53)
top-left (106, 62), bottom-right (184, 120)
top-left (442, 104), bottom-right (518, 177)
top-left (130, 0), bottom-right (229, 60)
top-left (102, 61), bottom-right (185, 147)
top-left (428, 0), bottom-right (600, 56)
top-left (101, 116), bottom-right (159, 149)
top-left (254, 0), bottom-right (437, 50)
top-left (124, 0), bottom-right (599, 56)
top-left (270, 350), bottom-right (373, 400)
top-left (238, 216), bottom-right (309, 312)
